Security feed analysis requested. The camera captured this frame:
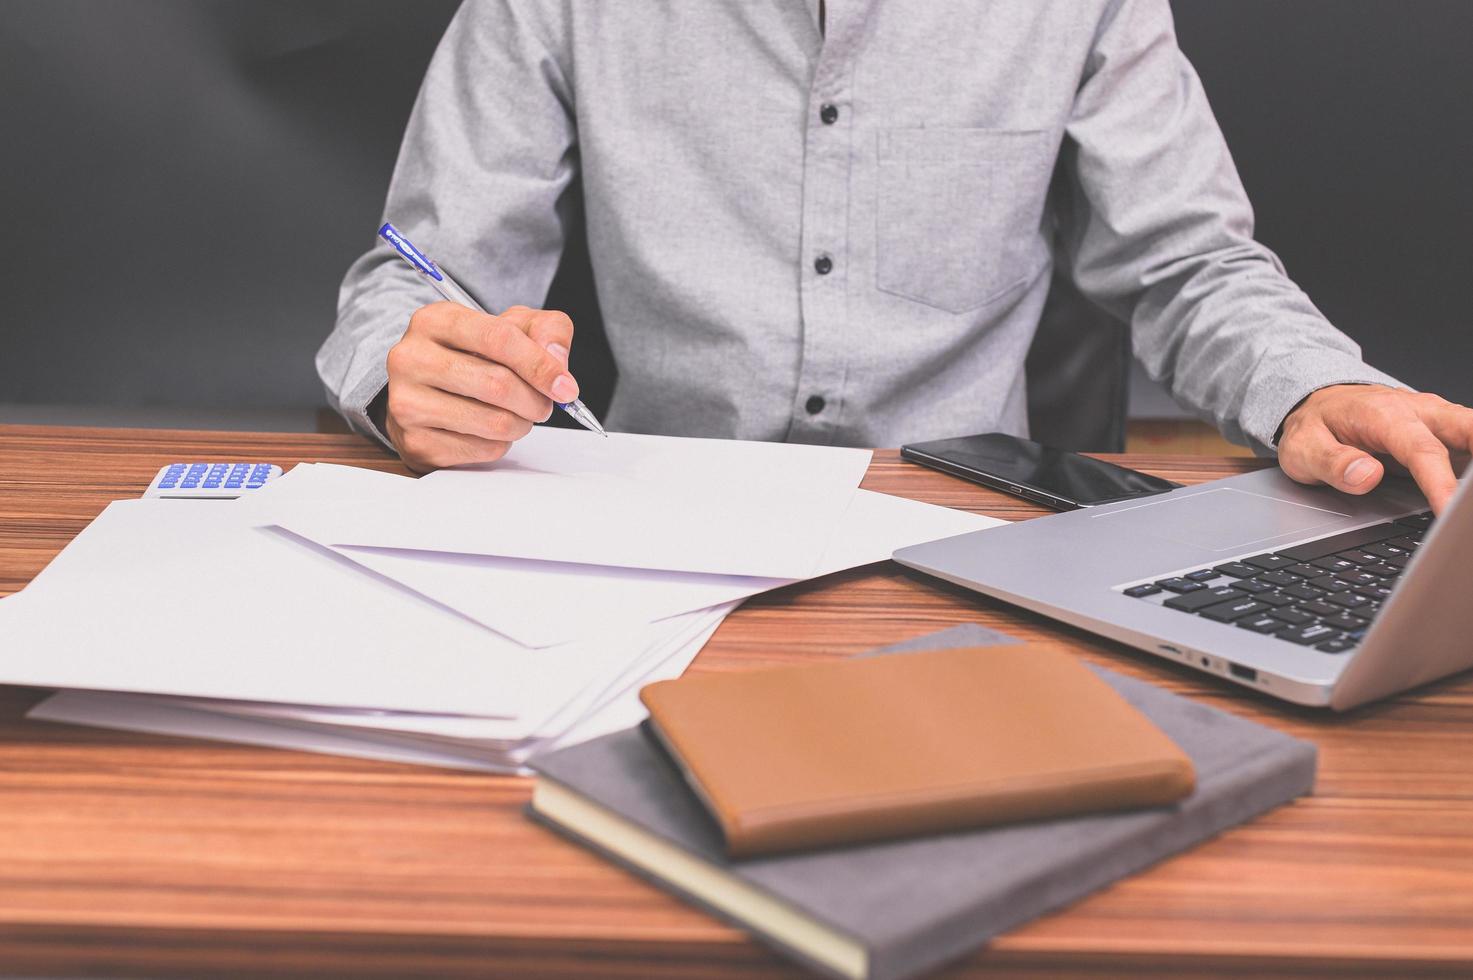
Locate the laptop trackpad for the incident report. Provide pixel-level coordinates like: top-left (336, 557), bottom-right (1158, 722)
top-left (1093, 487), bottom-right (1349, 553)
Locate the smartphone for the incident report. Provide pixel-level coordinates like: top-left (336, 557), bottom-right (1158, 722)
top-left (900, 432), bottom-right (1180, 510)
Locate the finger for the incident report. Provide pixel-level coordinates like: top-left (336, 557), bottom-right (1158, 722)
top-left (419, 346), bottom-right (554, 423)
top-left (389, 383), bottom-right (535, 444)
top-left (1377, 416), bottom-right (1459, 514)
top-left (1414, 398), bottom-right (1473, 459)
top-left (441, 310), bottom-right (580, 404)
top-left (398, 427), bottom-right (513, 473)
top-left (514, 309), bottom-right (576, 366)
top-left (1279, 418), bottom-right (1384, 495)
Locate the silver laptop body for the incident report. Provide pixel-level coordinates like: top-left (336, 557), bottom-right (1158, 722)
top-left (893, 467), bottom-right (1473, 709)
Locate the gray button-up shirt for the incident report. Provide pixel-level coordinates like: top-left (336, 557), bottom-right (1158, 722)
top-left (319, 0), bottom-right (1398, 453)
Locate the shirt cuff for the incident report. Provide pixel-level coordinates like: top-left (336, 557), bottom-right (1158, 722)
top-left (1238, 350), bottom-right (1406, 454)
top-left (338, 365), bottom-right (395, 451)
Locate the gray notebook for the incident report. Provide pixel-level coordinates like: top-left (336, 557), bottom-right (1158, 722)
top-left (528, 625), bottom-right (1317, 980)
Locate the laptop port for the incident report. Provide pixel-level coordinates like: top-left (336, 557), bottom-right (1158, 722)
top-left (1228, 663), bottom-right (1258, 683)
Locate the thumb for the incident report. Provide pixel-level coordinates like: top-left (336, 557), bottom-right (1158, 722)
top-left (1280, 420), bottom-right (1384, 495)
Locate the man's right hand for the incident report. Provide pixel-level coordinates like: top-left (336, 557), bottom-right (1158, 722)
top-left (384, 302), bottom-right (580, 473)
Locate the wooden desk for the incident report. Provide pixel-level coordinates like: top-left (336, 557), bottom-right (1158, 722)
top-left (1, 424), bottom-right (1470, 979)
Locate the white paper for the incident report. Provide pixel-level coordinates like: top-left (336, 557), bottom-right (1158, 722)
top-left (269, 427), bottom-right (873, 578)
top-left (0, 499), bottom-right (675, 718)
top-left (28, 690), bottom-right (519, 773)
top-left (517, 612), bottom-right (724, 762)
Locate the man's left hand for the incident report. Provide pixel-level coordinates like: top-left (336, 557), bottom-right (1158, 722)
top-left (1278, 384), bottom-right (1473, 515)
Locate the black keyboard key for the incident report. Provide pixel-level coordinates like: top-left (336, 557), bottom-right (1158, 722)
top-left (1395, 512), bottom-right (1433, 530)
top-left (1212, 562), bottom-right (1260, 579)
top-left (1255, 591), bottom-right (1295, 607)
top-left (1306, 575), bottom-right (1352, 592)
top-left (1164, 586), bottom-right (1244, 612)
top-left (1277, 623), bottom-right (1342, 645)
top-left (1125, 583), bottom-right (1163, 598)
top-left (1299, 599), bottom-right (1339, 617)
top-left (1328, 591), bottom-right (1371, 610)
top-left (1256, 569), bottom-right (1300, 587)
top-left (1244, 554), bottom-right (1296, 571)
top-left (1237, 615), bottom-right (1286, 634)
top-left (1267, 607), bottom-right (1315, 626)
top-left (1155, 577), bottom-right (1205, 594)
top-left (1282, 563), bottom-right (1322, 579)
top-left (1362, 542), bottom-right (1409, 560)
top-left (1316, 638), bottom-right (1357, 653)
top-left (1336, 550), bottom-right (1379, 566)
top-left (1231, 578), bottom-right (1272, 594)
top-left (1363, 563), bottom-right (1401, 579)
top-left (1383, 553), bottom-right (1411, 569)
top-left (1385, 535), bottom-right (1421, 550)
top-left (1282, 583), bottom-right (1326, 601)
top-left (1336, 571), bottom-right (1381, 587)
top-left (1311, 556), bottom-right (1359, 574)
top-left (1322, 612), bottom-right (1368, 631)
top-left (1199, 598), bottom-right (1268, 623)
top-left (1185, 569), bottom-right (1219, 582)
top-left (1276, 523), bottom-right (1404, 562)
top-left (1353, 584), bottom-right (1395, 601)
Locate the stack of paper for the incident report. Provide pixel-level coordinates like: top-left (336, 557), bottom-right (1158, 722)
top-left (6, 427), bottom-right (1006, 772)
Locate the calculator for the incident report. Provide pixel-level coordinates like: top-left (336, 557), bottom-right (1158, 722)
top-left (142, 462), bottom-right (283, 499)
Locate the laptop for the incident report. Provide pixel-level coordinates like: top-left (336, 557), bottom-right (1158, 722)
top-left (893, 466), bottom-right (1472, 709)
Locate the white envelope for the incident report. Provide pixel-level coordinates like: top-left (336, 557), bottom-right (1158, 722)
top-left (0, 499), bottom-right (670, 718)
top-left (184, 600), bottom-right (738, 744)
top-left (322, 489), bottom-right (1005, 647)
top-left (27, 606), bottom-right (729, 774)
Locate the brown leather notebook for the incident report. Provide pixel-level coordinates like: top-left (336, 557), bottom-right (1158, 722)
top-left (639, 642), bottom-right (1196, 858)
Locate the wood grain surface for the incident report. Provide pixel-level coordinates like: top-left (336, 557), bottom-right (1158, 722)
top-left (0, 424), bottom-right (1470, 979)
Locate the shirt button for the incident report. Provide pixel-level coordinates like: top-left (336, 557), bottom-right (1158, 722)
top-left (814, 254), bottom-right (833, 275)
top-left (805, 395), bottom-right (826, 415)
top-left (819, 103), bottom-right (839, 125)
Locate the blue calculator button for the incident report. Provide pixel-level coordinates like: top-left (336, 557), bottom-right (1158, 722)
top-left (224, 480), bottom-right (243, 489)
top-left (181, 480), bottom-right (200, 489)
top-left (165, 465), bottom-right (185, 474)
top-left (159, 479), bottom-right (179, 489)
top-left (245, 482), bottom-right (264, 489)
top-left (203, 480), bottom-right (222, 488)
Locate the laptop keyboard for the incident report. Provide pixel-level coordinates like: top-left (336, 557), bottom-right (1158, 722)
top-left (1122, 511), bottom-right (1432, 654)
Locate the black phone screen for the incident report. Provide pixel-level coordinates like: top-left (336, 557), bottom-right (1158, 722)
top-left (900, 433), bottom-right (1180, 509)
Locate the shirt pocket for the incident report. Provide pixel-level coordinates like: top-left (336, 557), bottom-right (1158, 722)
top-left (876, 127), bottom-right (1052, 314)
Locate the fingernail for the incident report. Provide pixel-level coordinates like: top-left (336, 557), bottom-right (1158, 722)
top-left (545, 342), bottom-right (569, 365)
top-left (550, 374), bottom-right (577, 402)
top-left (1345, 458), bottom-right (1376, 486)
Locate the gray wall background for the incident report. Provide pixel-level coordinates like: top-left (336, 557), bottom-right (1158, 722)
top-left (1, 0), bottom-right (1469, 425)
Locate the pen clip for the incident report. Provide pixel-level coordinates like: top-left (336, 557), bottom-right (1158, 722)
top-left (379, 223), bottom-right (444, 282)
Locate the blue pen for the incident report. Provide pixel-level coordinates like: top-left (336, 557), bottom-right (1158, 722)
top-left (378, 222), bottom-right (608, 437)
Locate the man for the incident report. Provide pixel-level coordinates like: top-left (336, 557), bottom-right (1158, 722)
top-left (319, 0), bottom-right (1471, 512)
